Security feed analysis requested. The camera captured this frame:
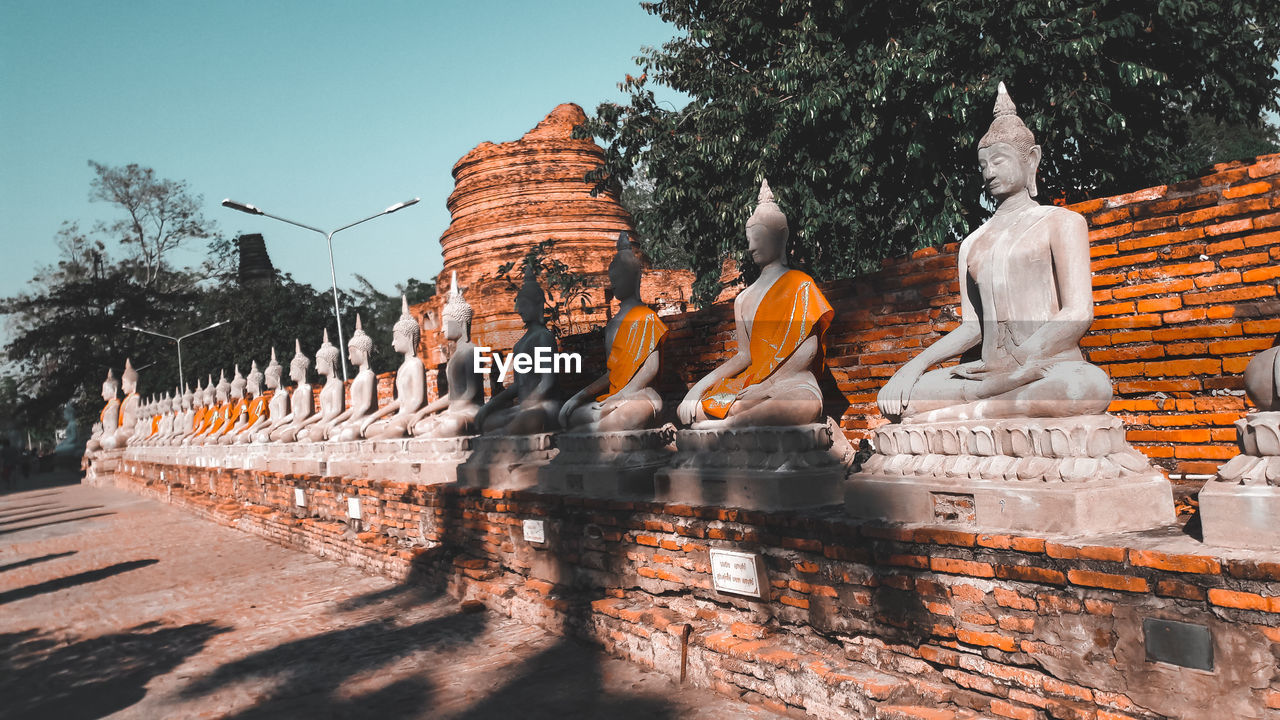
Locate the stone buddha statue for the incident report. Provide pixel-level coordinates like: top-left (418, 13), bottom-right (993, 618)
top-left (475, 264), bottom-right (562, 435)
top-left (676, 180), bottom-right (834, 430)
top-left (876, 82), bottom-right (1111, 423)
top-left (329, 316), bottom-right (379, 441)
top-left (268, 340), bottom-right (315, 442)
top-left (208, 366), bottom-right (246, 443)
top-left (560, 234), bottom-right (668, 432)
top-left (86, 369), bottom-right (120, 454)
top-left (295, 330), bottom-right (345, 442)
top-left (185, 376), bottom-right (219, 444)
top-left (159, 385), bottom-right (189, 445)
top-left (156, 391), bottom-right (177, 444)
top-left (254, 349), bottom-right (292, 443)
top-left (179, 378), bottom-right (210, 444)
top-left (227, 361), bottom-right (267, 444)
top-left (410, 273), bottom-right (486, 438)
top-left (196, 371), bottom-right (232, 444)
top-left (361, 297), bottom-right (426, 440)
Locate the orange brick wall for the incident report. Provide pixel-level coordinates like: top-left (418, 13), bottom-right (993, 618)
top-left (592, 154), bottom-right (1280, 484)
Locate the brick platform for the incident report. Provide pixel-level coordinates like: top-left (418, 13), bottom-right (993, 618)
top-left (96, 462), bottom-right (1280, 720)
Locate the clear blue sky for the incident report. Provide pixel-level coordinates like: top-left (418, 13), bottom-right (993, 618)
top-left (0, 0), bottom-right (685, 301)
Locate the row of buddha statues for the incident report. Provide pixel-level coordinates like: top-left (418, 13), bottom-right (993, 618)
top-left (85, 84), bottom-right (1275, 542)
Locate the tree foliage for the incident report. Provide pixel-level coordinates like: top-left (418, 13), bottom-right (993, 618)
top-left (579, 0), bottom-right (1280, 303)
top-left (495, 240), bottom-right (597, 337)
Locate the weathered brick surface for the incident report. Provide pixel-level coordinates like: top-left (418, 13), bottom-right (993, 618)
top-left (98, 462), bottom-right (1280, 720)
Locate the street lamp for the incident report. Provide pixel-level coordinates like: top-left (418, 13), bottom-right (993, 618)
top-left (125, 320), bottom-right (229, 388)
top-left (221, 197), bottom-right (420, 382)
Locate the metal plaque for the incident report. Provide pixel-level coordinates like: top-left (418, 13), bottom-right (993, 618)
top-left (1144, 618), bottom-right (1213, 670)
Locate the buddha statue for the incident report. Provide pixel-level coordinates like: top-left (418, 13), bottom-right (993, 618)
top-left (409, 273), bottom-right (486, 438)
top-left (676, 180), bottom-right (834, 430)
top-left (208, 366), bottom-right (246, 443)
top-left (226, 361), bottom-right (267, 444)
top-left (560, 234), bottom-right (668, 432)
top-left (294, 330), bottom-right (345, 442)
top-left (876, 82), bottom-right (1111, 423)
top-left (254, 349), bottom-right (292, 443)
top-left (195, 371), bottom-right (232, 444)
top-left (178, 378), bottom-right (207, 444)
top-left (184, 376), bottom-right (218, 445)
top-left (330, 316), bottom-right (379, 441)
top-left (158, 385), bottom-right (188, 445)
top-left (475, 264), bottom-right (561, 435)
top-left (268, 340), bottom-right (315, 442)
top-left (360, 297), bottom-right (426, 440)
top-left (86, 369), bottom-right (120, 454)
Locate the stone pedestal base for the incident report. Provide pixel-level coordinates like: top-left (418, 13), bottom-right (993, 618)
top-left (1200, 412), bottom-right (1280, 550)
top-left (83, 449), bottom-right (123, 485)
top-left (456, 433), bottom-right (557, 491)
top-left (653, 424), bottom-right (847, 510)
top-left (846, 416), bottom-right (1175, 535)
top-left (326, 437), bottom-right (473, 485)
top-left (538, 425), bottom-right (675, 497)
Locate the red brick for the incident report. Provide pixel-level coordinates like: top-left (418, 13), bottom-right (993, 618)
top-left (781, 537), bottom-right (822, 553)
top-left (995, 565), bottom-right (1067, 586)
top-left (956, 628), bottom-right (1018, 652)
top-left (1207, 588), bottom-right (1280, 612)
top-left (997, 616), bottom-right (1035, 633)
top-left (1067, 570), bottom-right (1149, 593)
top-left (1129, 549), bottom-right (1221, 575)
top-left (949, 584), bottom-right (986, 603)
top-left (994, 588), bottom-right (1037, 610)
top-left (778, 594), bottom-right (810, 609)
top-left (1155, 580), bottom-right (1206, 601)
top-left (930, 557), bottom-right (995, 578)
top-left (990, 699), bottom-right (1037, 720)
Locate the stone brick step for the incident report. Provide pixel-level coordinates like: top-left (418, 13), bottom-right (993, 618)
top-left (876, 705), bottom-right (988, 720)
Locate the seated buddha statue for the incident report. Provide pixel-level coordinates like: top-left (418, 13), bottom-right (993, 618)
top-left (361, 297), bottom-right (426, 439)
top-left (676, 180), bottom-right (835, 430)
top-left (876, 83), bottom-right (1112, 424)
top-left (158, 385), bottom-right (189, 445)
top-left (208, 366), bottom-right (247, 444)
top-left (86, 369), bottom-right (120, 454)
top-left (560, 234), bottom-right (668, 432)
top-left (475, 265), bottom-right (561, 435)
top-left (409, 274), bottom-right (486, 438)
top-left (254, 350), bottom-right (292, 443)
top-left (268, 340), bottom-right (315, 442)
top-left (195, 371), bottom-right (232, 444)
top-left (226, 361), bottom-right (267, 444)
top-left (185, 376), bottom-right (220, 445)
top-left (329, 316), bottom-right (379, 441)
top-left (178, 378), bottom-right (210, 445)
top-left (295, 330), bottom-right (346, 442)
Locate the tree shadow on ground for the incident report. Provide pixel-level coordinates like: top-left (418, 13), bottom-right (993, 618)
top-left (0, 505), bottom-right (105, 526)
top-left (179, 607), bottom-right (488, 720)
top-left (0, 558), bottom-right (158, 605)
top-left (0, 620), bottom-right (229, 720)
top-left (0, 511), bottom-right (116, 537)
top-left (0, 501), bottom-right (60, 517)
top-left (0, 550), bottom-right (77, 574)
top-left (447, 637), bottom-right (676, 720)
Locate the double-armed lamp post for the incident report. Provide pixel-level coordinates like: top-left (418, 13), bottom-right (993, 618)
top-left (125, 319), bottom-right (229, 389)
top-left (221, 198), bottom-right (420, 382)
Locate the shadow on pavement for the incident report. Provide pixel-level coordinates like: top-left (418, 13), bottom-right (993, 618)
top-left (448, 638), bottom-right (676, 720)
top-left (0, 505), bottom-right (106, 526)
top-left (0, 551), bottom-right (77, 574)
top-left (0, 558), bottom-right (159, 606)
top-left (0, 621), bottom-right (229, 720)
top-left (180, 610), bottom-right (488, 719)
top-left (0, 511), bottom-right (116, 537)
top-left (0, 502), bottom-right (61, 517)
top-left (0, 470), bottom-right (84, 498)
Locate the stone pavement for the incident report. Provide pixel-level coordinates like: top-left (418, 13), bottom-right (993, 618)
top-left (0, 477), bottom-right (788, 720)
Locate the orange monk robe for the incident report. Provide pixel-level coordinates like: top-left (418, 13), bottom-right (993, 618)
top-left (244, 395), bottom-right (269, 426)
top-left (191, 406), bottom-right (210, 434)
top-left (204, 402), bottom-right (232, 436)
top-left (700, 269), bottom-right (833, 419)
top-left (597, 306), bottom-right (668, 401)
top-left (150, 415), bottom-right (160, 436)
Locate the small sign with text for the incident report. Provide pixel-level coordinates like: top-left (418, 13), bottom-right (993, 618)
top-left (709, 549), bottom-right (763, 598)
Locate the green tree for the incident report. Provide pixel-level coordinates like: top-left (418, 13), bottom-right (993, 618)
top-left (579, 0), bottom-right (1280, 303)
top-left (495, 241), bottom-right (597, 337)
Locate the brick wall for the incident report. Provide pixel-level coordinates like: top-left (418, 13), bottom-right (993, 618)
top-left (102, 462), bottom-right (1280, 720)
top-left (568, 154), bottom-right (1280, 488)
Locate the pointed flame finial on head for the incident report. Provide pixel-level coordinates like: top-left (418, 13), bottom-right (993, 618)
top-left (349, 313), bottom-right (374, 356)
top-left (122, 358), bottom-right (138, 384)
top-left (393, 294), bottom-right (421, 348)
top-left (747, 178), bottom-right (788, 235)
top-left (443, 271), bottom-right (473, 326)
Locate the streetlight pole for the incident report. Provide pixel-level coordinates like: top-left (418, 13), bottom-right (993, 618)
top-left (221, 197), bottom-right (420, 382)
top-left (125, 320), bottom-right (229, 388)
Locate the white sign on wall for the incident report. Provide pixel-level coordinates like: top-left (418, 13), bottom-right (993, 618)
top-left (294, 488), bottom-right (306, 507)
top-left (347, 497), bottom-right (362, 519)
top-left (709, 549), bottom-right (764, 598)
top-left (522, 519), bottom-right (545, 544)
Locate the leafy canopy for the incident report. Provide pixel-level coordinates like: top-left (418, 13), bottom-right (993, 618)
top-left (579, 0), bottom-right (1280, 303)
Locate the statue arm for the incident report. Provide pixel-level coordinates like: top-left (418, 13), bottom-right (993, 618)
top-left (1007, 213), bottom-right (1095, 364)
top-left (560, 373), bottom-right (610, 426)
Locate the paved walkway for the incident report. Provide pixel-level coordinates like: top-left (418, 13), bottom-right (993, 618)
top-left (0, 477), bottom-right (785, 720)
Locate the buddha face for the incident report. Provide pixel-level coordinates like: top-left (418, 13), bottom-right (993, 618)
top-left (290, 363), bottom-right (307, 385)
top-left (746, 223), bottom-right (785, 267)
top-left (349, 345), bottom-right (366, 367)
top-left (264, 369), bottom-right (281, 390)
top-left (102, 381), bottom-right (118, 402)
top-left (515, 295), bottom-right (542, 326)
top-left (978, 142), bottom-right (1041, 202)
top-left (444, 318), bottom-right (464, 343)
top-left (316, 355), bottom-right (332, 377)
top-left (609, 258), bottom-right (640, 301)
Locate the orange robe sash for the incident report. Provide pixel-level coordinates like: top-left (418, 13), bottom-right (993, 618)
top-left (150, 416), bottom-right (160, 436)
top-left (192, 407), bottom-right (210, 434)
top-left (245, 396), bottom-right (268, 426)
top-left (597, 306), bottom-right (668, 401)
top-left (700, 269), bottom-right (833, 419)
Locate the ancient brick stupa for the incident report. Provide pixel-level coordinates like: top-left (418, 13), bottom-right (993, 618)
top-left (424, 103), bottom-right (633, 359)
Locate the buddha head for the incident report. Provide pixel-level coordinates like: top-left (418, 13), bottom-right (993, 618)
top-left (608, 232), bottom-right (642, 302)
top-left (215, 370), bottom-right (231, 403)
top-left (264, 348), bottom-right (283, 390)
top-left (746, 179), bottom-right (788, 267)
top-left (182, 384), bottom-right (193, 411)
top-left (122, 359), bottom-right (138, 395)
top-left (204, 375), bottom-right (216, 405)
top-left (246, 361), bottom-right (264, 397)
top-left (515, 259), bottom-right (545, 326)
top-left (289, 339), bottom-right (310, 385)
top-left (348, 315), bottom-right (374, 367)
top-left (101, 369), bottom-right (119, 403)
top-left (230, 365), bottom-right (247, 400)
top-left (978, 81), bottom-right (1041, 201)
top-left (315, 329), bottom-right (340, 377)
top-left (392, 296), bottom-right (421, 355)
top-left (441, 272), bottom-right (473, 342)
